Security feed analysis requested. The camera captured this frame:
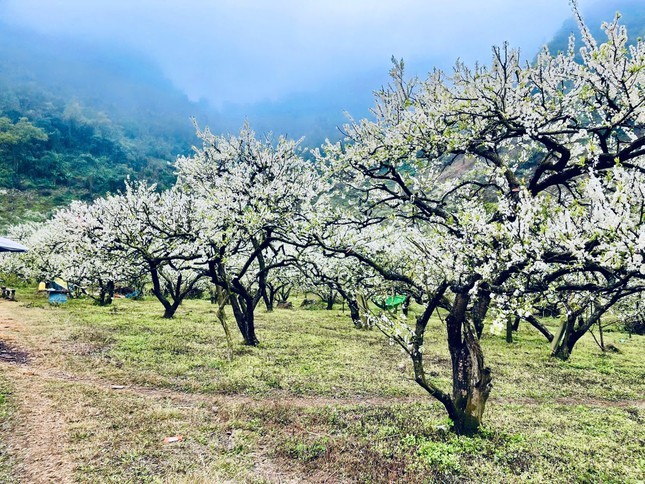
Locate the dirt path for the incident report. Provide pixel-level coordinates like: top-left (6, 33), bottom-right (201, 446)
top-left (5, 365), bottom-right (75, 483)
top-left (6, 350), bottom-right (644, 415)
top-left (0, 302), bottom-right (75, 483)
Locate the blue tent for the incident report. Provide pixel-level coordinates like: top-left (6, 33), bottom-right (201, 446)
top-left (0, 237), bottom-right (28, 253)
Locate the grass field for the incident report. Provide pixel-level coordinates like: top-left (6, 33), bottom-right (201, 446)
top-left (0, 288), bottom-right (643, 482)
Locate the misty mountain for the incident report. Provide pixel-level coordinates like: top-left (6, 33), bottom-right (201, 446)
top-left (216, 85), bottom-right (373, 147)
top-left (547, 0), bottom-right (645, 55)
top-left (1, 0), bottom-right (644, 229)
top-left (0, 16), bottom-right (373, 228)
top-left (0, 21), bottom-right (217, 227)
top-left (0, 21), bottom-right (211, 144)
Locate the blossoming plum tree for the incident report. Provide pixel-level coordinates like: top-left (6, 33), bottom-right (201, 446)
top-left (14, 202), bottom-right (143, 304)
top-left (175, 123), bottom-right (324, 345)
top-left (318, 10), bottom-right (644, 434)
top-left (91, 182), bottom-right (205, 318)
top-left (496, 167), bottom-right (645, 359)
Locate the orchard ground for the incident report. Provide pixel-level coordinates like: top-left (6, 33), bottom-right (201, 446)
top-left (0, 288), bottom-right (643, 483)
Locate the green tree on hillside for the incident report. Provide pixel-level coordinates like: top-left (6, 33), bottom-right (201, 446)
top-left (0, 116), bottom-right (48, 188)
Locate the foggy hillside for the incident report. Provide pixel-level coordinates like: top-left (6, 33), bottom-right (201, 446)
top-left (0, 0), bottom-right (643, 228)
top-left (0, 20), bottom-right (211, 156)
top-left (547, 0), bottom-right (644, 55)
top-left (0, 21), bottom-right (215, 227)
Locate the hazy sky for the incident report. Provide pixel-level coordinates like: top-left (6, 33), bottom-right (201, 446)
top-left (0, 0), bottom-right (591, 107)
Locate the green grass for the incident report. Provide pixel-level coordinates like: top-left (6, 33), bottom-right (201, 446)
top-left (3, 288), bottom-right (645, 482)
top-left (39, 295), bottom-right (421, 398)
top-left (0, 377), bottom-right (16, 482)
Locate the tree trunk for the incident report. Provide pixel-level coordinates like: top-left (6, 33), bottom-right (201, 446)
top-left (552, 295), bottom-right (623, 360)
top-left (446, 293), bottom-right (492, 435)
top-left (348, 297), bottom-right (362, 328)
top-left (214, 286), bottom-right (234, 361)
top-left (256, 248), bottom-right (272, 312)
top-left (470, 287), bottom-right (491, 339)
top-left (356, 293), bottom-right (371, 328)
top-left (325, 288), bottom-right (335, 310)
top-left (107, 281), bottom-right (114, 304)
top-left (211, 263), bottom-right (260, 346)
top-left (551, 337), bottom-right (573, 360)
top-left (229, 293), bottom-right (259, 346)
top-left (98, 280), bottom-right (114, 306)
top-left (402, 295), bottom-right (411, 316)
top-left (278, 286), bottom-right (291, 304)
top-left (162, 302), bottom-right (181, 319)
top-left (524, 314), bottom-right (554, 342)
top-left (337, 287), bottom-right (364, 329)
top-left (265, 283), bottom-right (277, 313)
top-left (149, 265), bottom-right (177, 318)
top-left (262, 286), bottom-right (273, 312)
top-left (405, 286), bottom-right (491, 436)
top-left (550, 313), bottom-right (582, 360)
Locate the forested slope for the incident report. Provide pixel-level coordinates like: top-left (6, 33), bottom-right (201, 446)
top-left (0, 22), bottom-right (212, 228)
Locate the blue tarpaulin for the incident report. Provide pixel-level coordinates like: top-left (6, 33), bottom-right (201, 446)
top-left (48, 292), bottom-right (68, 304)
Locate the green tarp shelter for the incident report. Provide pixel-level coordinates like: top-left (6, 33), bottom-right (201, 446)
top-left (374, 294), bottom-right (407, 310)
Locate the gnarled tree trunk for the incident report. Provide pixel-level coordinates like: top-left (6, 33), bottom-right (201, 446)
top-left (228, 292), bottom-right (259, 346)
top-left (407, 286), bottom-right (492, 435)
top-left (551, 313), bottom-right (583, 361)
top-left (445, 293), bottom-right (492, 435)
top-left (98, 280), bottom-right (114, 306)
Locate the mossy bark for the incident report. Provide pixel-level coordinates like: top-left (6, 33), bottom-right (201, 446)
top-left (446, 293), bottom-right (492, 435)
top-left (409, 287), bottom-right (492, 436)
